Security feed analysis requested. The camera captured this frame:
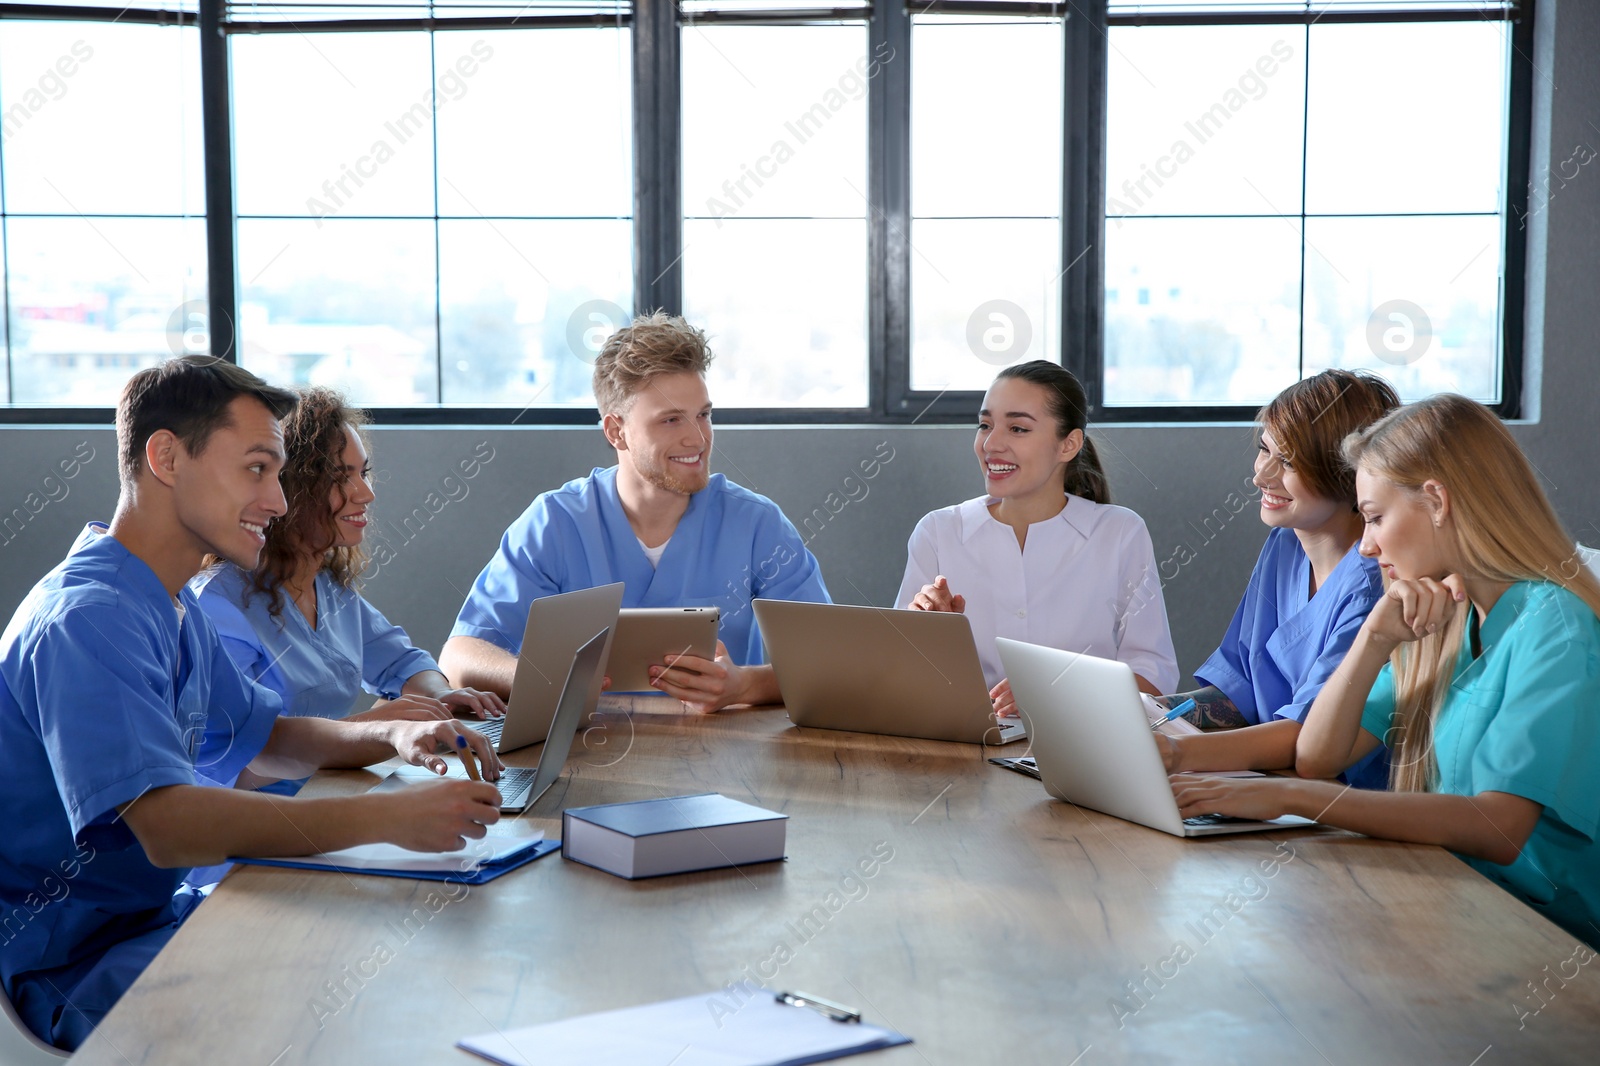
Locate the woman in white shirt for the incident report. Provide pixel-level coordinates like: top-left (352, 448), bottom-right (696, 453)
top-left (895, 360), bottom-right (1178, 715)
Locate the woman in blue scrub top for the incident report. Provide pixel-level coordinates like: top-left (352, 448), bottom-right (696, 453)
top-left (1173, 395), bottom-right (1600, 945)
top-left (193, 387), bottom-right (503, 737)
top-left (1155, 370), bottom-right (1399, 788)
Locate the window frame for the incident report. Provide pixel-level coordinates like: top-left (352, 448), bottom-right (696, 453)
top-left (1082, 1), bottom-right (1532, 423)
top-left (0, 4), bottom-right (206, 418)
top-left (0, 0), bottom-right (1533, 425)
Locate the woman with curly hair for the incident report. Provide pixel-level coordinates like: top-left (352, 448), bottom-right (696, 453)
top-left (191, 387), bottom-right (502, 761)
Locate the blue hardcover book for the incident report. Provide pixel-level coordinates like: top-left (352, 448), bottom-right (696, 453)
top-left (562, 792), bottom-right (787, 879)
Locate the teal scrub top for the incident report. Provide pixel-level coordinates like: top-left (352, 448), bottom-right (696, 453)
top-left (1360, 581), bottom-right (1600, 944)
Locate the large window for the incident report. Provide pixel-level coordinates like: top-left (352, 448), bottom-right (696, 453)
top-left (910, 14), bottom-right (1062, 395)
top-left (231, 26), bottom-right (632, 409)
top-left (0, 0), bottom-right (1531, 422)
top-left (1104, 17), bottom-right (1512, 408)
top-left (681, 22), bottom-right (869, 407)
top-left (0, 15), bottom-right (205, 407)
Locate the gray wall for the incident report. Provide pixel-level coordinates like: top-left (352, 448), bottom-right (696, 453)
top-left (2, 0), bottom-right (1596, 689)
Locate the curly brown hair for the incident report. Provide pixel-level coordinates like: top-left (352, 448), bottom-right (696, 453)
top-left (246, 386), bottom-right (372, 619)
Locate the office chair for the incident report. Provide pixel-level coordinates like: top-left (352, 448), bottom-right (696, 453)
top-left (0, 987), bottom-right (70, 1062)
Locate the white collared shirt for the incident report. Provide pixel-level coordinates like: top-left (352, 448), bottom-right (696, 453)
top-left (895, 494), bottom-right (1179, 692)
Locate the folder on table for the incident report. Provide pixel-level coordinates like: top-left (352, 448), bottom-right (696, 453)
top-left (233, 823), bottom-right (557, 885)
top-left (457, 986), bottom-right (911, 1066)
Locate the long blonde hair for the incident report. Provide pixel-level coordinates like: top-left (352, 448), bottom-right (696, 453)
top-left (1343, 394), bottom-right (1600, 792)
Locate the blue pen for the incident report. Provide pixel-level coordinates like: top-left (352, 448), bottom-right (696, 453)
top-left (1151, 697), bottom-right (1196, 731)
top-left (454, 731), bottom-right (482, 782)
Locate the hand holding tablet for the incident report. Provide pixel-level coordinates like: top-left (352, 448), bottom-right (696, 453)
top-left (605, 607), bottom-right (721, 692)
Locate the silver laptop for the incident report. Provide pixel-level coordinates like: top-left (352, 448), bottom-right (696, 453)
top-left (463, 583), bottom-right (623, 754)
top-left (753, 599), bottom-right (1026, 746)
top-left (996, 638), bottom-right (1317, 837)
top-left (382, 628), bottom-right (611, 812)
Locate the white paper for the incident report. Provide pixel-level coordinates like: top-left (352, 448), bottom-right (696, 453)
top-left (458, 989), bottom-right (904, 1066)
top-left (1142, 693), bottom-right (1203, 736)
top-left (595, 693), bottom-right (680, 714)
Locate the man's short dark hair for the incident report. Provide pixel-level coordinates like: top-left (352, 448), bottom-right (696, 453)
top-left (117, 356), bottom-right (299, 484)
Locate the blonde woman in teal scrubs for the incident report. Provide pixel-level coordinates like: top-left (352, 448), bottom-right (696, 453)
top-left (1172, 394), bottom-right (1600, 944)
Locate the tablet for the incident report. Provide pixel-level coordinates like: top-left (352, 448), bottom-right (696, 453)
top-left (605, 607), bottom-right (720, 692)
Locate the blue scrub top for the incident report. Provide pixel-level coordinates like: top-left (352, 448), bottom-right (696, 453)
top-left (0, 525), bottom-right (279, 1048)
top-left (1361, 581), bottom-right (1600, 946)
top-left (451, 466), bottom-right (831, 665)
top-left (1196, 528), bottom-right (1389, 789)
top-left (191, 564), bottom-right (438, 721)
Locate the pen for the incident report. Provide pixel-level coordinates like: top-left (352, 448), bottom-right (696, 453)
top-left (1151, 697), bottom-right (1196, 731)
top-left (454, 731), bottom-right (482, 782)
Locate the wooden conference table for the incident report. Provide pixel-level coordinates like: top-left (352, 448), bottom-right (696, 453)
top-left (76, 704), bottom-right (1600, 1065)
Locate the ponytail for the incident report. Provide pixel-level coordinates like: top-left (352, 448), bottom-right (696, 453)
top-left (1065, 434), bottom-right (1111, 505)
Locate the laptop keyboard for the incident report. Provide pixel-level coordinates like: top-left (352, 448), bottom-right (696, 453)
top-left (490, 766), bottom-right (537, 804)
top-left (463, 717), bottom-right (504, 745)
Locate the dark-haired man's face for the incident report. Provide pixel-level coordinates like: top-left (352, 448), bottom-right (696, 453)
top-left (615, 372), bottom-right (714, 496)
top-left (169, 395), bottom-right (288, 569)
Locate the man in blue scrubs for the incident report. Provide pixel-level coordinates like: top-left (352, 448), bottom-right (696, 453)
top-left (441, 312), bottom-right (830, 711)
top-left (0, 356), bottom-right (503, 1051)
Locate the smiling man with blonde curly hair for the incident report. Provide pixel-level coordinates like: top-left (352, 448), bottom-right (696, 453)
top-left (441, 311), bottom-right (831, 712)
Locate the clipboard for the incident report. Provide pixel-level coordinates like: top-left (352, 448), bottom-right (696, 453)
top-left (457, 986), bottom-right (912, 1066)
top-left (232, 837), bottom-right (559, 885)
